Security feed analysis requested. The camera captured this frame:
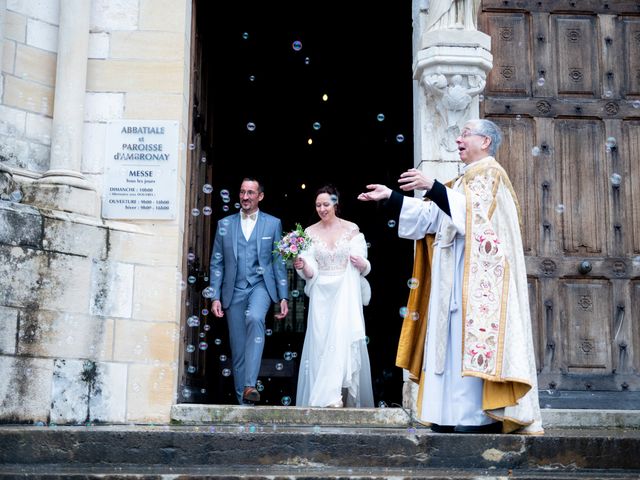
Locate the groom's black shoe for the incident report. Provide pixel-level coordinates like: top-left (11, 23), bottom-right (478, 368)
top-left (454, 422), bottom-right (502, 434)
top-left (429, 423), bottom-right (455, 433)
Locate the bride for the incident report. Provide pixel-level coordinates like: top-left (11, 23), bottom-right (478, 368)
top-left (293, 185), bottom-right (374, 407)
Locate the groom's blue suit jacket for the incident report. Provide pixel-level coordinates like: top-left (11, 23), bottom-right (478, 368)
top-left (209, 212), bottom-right (289, 309)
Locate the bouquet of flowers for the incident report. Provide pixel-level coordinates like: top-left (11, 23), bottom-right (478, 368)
top-left (274, 223), bottom-right (312, 260)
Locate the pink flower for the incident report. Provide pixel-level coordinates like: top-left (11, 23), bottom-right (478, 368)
top-left (289, 244), bottom-right (298, 254)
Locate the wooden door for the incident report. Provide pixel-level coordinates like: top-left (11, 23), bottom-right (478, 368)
top-left (479, 1), bottom-right (640, 408)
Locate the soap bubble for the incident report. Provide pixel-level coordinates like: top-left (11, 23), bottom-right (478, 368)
top-left (605, 137), bottom-right (617, 149)
top-left (187, 316), bottom-right (200, 327)
top-left (610, 173), bottom-right (622, 187)
top-left (203, 184), bottom-right (213, 194)
top-left (377, 113), bottom-right (385, 122)
top-left (247, 122), bottom-right (256, 131)
top-left (407, 278), bottom-right (419, 289)
top-left (531, 146), bottom-right (541, 157)
top-left (292, 40), bottom-right (302, 51)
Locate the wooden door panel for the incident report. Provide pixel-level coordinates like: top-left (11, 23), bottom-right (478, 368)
top-left (632, 282), bottom-right (640, 375)
top-left (622, 18), bottom-right (640, 96)
top-left (480, 13), bottom-right (531, 95)
top-left (480, 2), bottom-right (640, 403)
top-left (622, 121), bottom-right (640, 253)
top-left (554, 16), bottom-right (599, 96)
top-left (554, 120), bottom-right (607, 254)
top-left (494, 117), bottom-right (538, 254)
top-left (528, 278), bottom-right (543, 371)
top-left (561, 280), bottom-right (612, 372)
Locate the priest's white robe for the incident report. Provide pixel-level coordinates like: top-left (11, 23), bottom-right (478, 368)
top-left (397, 156), bottom-right (543, 434)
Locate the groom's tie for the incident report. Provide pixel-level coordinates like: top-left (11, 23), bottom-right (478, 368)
top-left (242, 212), bottom-right (257, 221)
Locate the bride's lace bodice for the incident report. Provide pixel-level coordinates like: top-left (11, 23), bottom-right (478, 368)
top-left (308, 225), bottom-right (359, 272)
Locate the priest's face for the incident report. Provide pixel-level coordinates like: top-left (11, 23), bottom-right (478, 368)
top-left (456, 122), bottom-right (491, 164)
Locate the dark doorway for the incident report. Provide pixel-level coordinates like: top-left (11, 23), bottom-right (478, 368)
top-left (183, 1), bottom-right (415, 407)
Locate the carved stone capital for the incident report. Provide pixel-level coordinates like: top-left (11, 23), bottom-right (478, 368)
top-left (418, 69), bottom-right (488, 152)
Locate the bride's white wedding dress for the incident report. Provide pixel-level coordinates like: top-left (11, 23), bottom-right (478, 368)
top-left (295, 225), bottom-right (374, 407)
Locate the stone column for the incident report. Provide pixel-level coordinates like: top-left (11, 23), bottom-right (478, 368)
top-left (0, 0), bottom-right (11, 179)
top-left (0, 0), bottom-right (5, 92)
top-left (32, 0), bottom-right (98, 215)
top-left (403, 0), bottom-right (493, 412)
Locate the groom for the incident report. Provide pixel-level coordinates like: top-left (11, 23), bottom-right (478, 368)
top-left (210, 177), bottom-right (289, 405)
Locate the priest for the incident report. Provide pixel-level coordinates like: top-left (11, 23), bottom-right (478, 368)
top-left (358, 119), bottom-right (543, 434)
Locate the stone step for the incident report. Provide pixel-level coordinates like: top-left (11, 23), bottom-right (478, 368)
top-left (0, 465), bottom-right (638, 479)
top-left (170, 405), bottom-right (640, 429)
top-left (0, 423), bottom-right (638, 478)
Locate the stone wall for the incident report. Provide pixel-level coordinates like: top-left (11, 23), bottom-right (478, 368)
top-left (0, 0), bottom-right (191, 424)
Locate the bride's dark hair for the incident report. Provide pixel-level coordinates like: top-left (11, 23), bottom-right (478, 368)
top-left (315, 184), bottom-right (340, 216)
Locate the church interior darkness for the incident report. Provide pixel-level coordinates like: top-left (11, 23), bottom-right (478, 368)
top-left (189, 1), bottom-right (415, 407)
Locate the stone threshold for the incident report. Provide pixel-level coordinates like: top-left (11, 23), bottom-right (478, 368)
top-left (170, 404), bottom-right (640, 429)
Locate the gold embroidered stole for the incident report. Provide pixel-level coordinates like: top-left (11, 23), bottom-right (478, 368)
top-left (461, 159), bottom-right (511, 380)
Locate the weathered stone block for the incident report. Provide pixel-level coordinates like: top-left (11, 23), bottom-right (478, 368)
top-left (43, 216), bottom-right (107, 259)
top-left (89, 361), bottom-right (127, 423)
top-left (26, 112), bottom-right (52, 145)
top-left (132, 265), bottom-right (177, 321)
top-left (21, 184), bottom-right (100, 217)
top-left (0, 243), bottom-right (96, 314)
top-left (108, 229), bottom-right (179, 266)
top-left (123, 93), bottom-right (183, 120)
top-left (0, 105), bottom-right (27, 137)
top-left (0, 202), bottom-right (43, 247)
top-left (7, 0), bottom-right (59, 25)
top-left (126, 363), bottom-right (176, 422)
top-left (81, 122), bottom-right (106, 175)
top-left (111, 31), bottom-right (183, 60)
top-left (90, 259), bottom-right (134, 318)
top-left (3, 75), bottom-right (54, 116)
top-left (0, 135), bottom-right (30, 169)
top-left (26, 141), bottom-right (50, 171)
top-left (84, 92), bottom-right (124, 122)
top-left (0, 355), bottom-right (53, 423)
top-left (88, 32), bottom-right (110, 59)
top-left (15, 44), bottom-right (57, 86)
top-left (17, 310), bottom-right (114, 360)
top-left (3, 39), bottom-right (16, 73)
top-left (90, 0), bottom-right (138, 32)
top-left (26, 18), bottom-right (58, 53)
top-left (5, 11), bottom-right (27, 43)
top-left (50, 358), bottom-right (125, 424)
top-left (0, 245), bottom-right (47, 307)
top-left (113, 319), bottom-right (177, 363)
top-left (51, 358), bottom-right (90, 424)
top-left (0, 306), bottom-right (19, 354)
top-left (43, 253), bottom-right (93, 314)
top-left (139, 0), bottom-right (186, 32)
top-left (86, 59), bottom-right (183, 94)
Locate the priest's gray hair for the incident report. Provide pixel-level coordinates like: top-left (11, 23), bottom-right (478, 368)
top-left (470, 119), bottom-right (503, 157)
